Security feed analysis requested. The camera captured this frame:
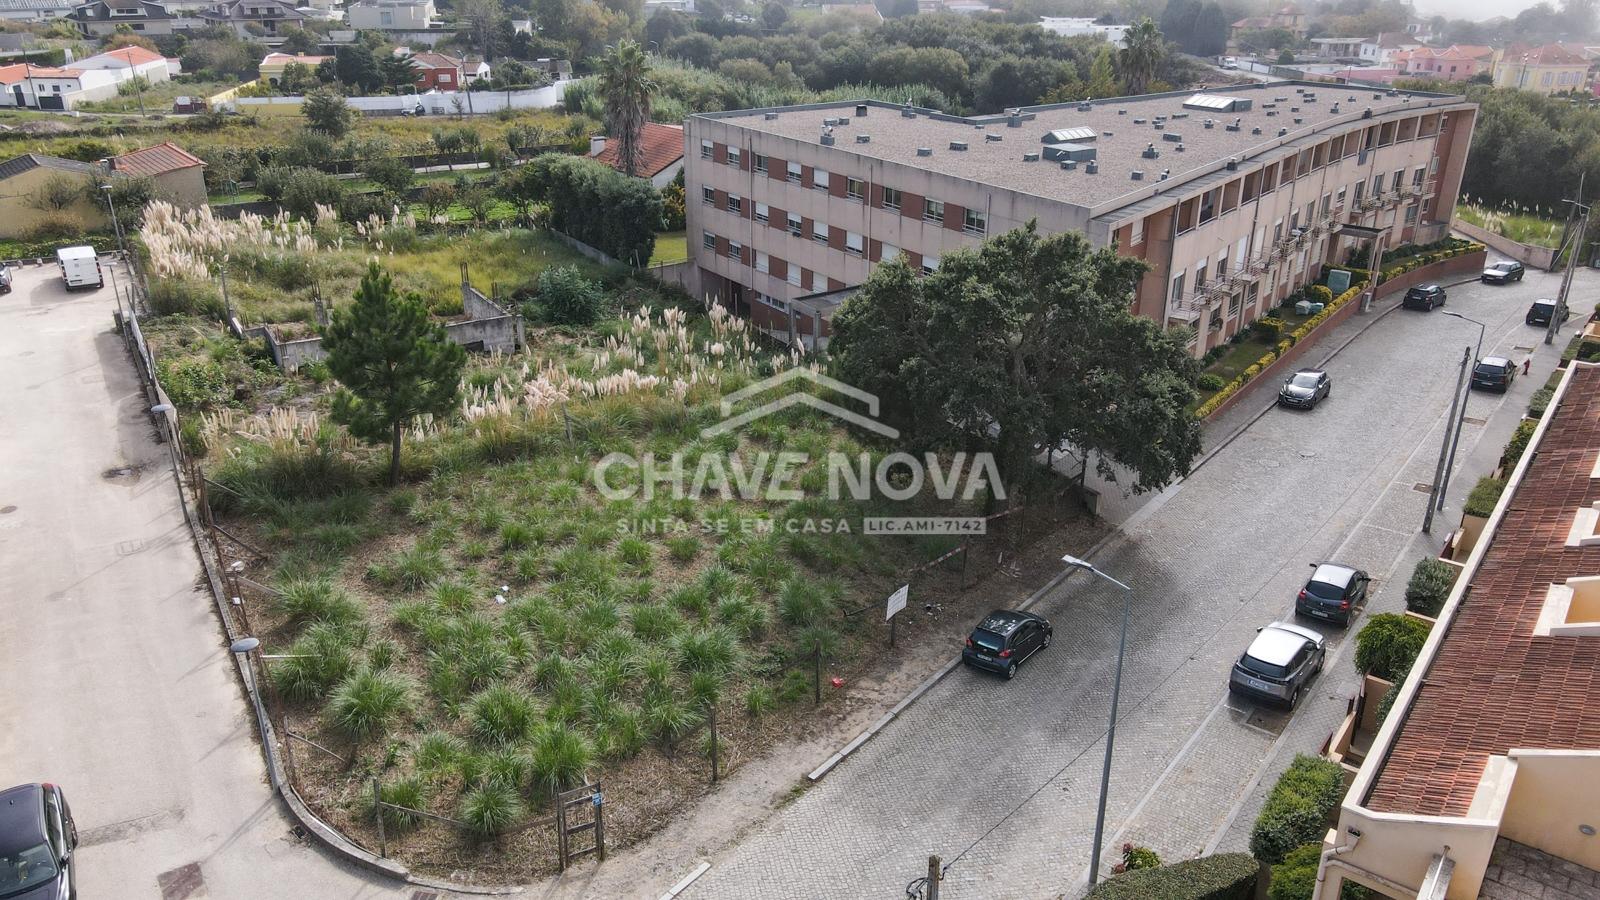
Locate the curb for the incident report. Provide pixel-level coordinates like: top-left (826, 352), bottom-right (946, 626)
top-left (805, 524), bottom-right (1122, 782)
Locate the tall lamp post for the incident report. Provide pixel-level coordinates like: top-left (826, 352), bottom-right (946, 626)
top-left (100, 183), bottom-right (125, 257)
top-left (1061, 553), bottom-right (1134, 888)
top-left (1438, 311), bottom-right (1485, 510)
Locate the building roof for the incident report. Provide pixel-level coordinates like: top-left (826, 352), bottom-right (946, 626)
top-left (84, 45), bottom-right (164, 66)
top-left (111, 141), bottom-right (205, 177)
top-left (1368, 32), bottom-right (1418, 49)
top-left (0, 63), bottom-right (78, 81)
top-left (1507, 43), bottom-right (1589, 67)
top-left (410, 52), bottom-right (461, 70)
top-left (594, 121), bottom-right (684, 178)
top-left (1365, 363), bottom-right (1600, 818)
top-left (69, 0), bottom-right (174, 20)
top-left (261, 52), bottom-right (330, 66)
top-left (694, 82), bottom-right (1469, 213)
top-left (0, 153), bottom-right (101, 182)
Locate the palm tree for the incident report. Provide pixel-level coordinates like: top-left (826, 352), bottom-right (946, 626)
top-left (1118, 17), bottom-right (1166, 96)
top-left (598, 39), bottom-right (657, 178)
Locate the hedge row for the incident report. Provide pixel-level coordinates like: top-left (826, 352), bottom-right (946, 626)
top-left (1249, 754), bottom-right (1347, 865)
top-left (1084, 852), bottom-right (1259, 900)
top-left (1464, 474), bottom-right (1507, 517)
top-left (0, 234), bottom-right (118, 262)
top-left (1193, 241), bottom-right (1484, 420)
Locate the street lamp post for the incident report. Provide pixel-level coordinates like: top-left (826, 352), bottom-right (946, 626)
top-left (1438, 311), bottom-right (1485, 510)
top-left (100, 183), bottom-right (125, 257)
top-left (1061, 553), bottom-right (1134, 888)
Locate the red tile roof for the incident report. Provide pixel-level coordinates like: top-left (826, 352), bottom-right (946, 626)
top-left (112, 141), bottom-right (205, 177)
top-left (1511, 43), bottom-right (1590, 66)
top-left (90, 46), bottom-right (163, 66)
top-left (1366, 364), bottom-right (1600, 817)
top-left (592, 122), bottom-right (684, 179)
top-left (0, 64), bottom-right (77, 80)
top-left (410, 52), bottom-right (462, 71)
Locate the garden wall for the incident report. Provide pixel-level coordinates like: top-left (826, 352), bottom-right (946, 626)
top-left (1453, 220), bottom-right (1557, 271)
top-left (229, 82), bottom-right (569, 119)
top-left (1201, 248), bottom-right (1486, 422)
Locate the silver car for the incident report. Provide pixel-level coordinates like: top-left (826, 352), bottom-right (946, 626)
top-left (1228, 622), bottom-right (1325, 709)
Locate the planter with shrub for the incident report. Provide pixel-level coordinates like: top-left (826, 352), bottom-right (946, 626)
top-left (1501, 419), bottom-right (1537, 471)
top-left (1403, 558), bottom-right (1456, 617)
top-left (1269, 842), bottom-right (1371, 900)
top-left (1084, 852), bottom-right (1258, 900)
top-left (1463, 475), bottom-right (1507, 518)
top-left (1249, 754), bottom-right (1347, 865)
top-left (1354, 613), bottom-right (1430, 683)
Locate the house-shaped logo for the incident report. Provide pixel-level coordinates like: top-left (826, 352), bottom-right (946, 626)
top-left (701, 368), bottom-right (901, 439)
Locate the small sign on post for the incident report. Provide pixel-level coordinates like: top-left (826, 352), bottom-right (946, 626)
top-left (886, 584), bottom-right (909, 648)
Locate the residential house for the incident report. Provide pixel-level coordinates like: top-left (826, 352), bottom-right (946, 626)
top-left (406, 51), bottom-right (461, 91)
top-left (108, 141), bottom-right (206, 208)
top-left (1359, 32), bottom-right (1422, 66)
top-left (590, 122), bottom-right (684, 190)
top-left (0, 63), bottom-right (119, 109)
top-left (71, 45), bottom-right (174, 84)
top-left (685, 84), bottom-right (1475, 354)
top-left (0, 0), bottom-right (79, 21)
top-left (462, 58), bottom-right (489, 85)
top-left (196, 0), bottom-right (304, 37)
top-left (643, 0), bottom-right (693, 13)
top-left (1493, 42), bottom-right (1591, 94)
top-left (1306, 37), bottom-right (1365, 60)
top-left (0, 154), bottom-right (109, 238)
top-left (1313, 361), bottom-right (1600, 900)
top-left (1404, 18), bottom-right (1440, 44)
top-left (66, 0), bottom-right (186, 37)
top-left (1229, 4), bottom-right (1308, 45)
top-left (1038, 17), bottom-right (1130, 44)
top-left (258, 51), bottom-right (328, 84)
top-left (1393, 44), bottom-right (1494, 82)
top-left (347, 0), bottom-right (433, 30)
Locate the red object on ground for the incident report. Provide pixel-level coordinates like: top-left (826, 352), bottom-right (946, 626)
top-left (830, 677), bottom-right (844, 689)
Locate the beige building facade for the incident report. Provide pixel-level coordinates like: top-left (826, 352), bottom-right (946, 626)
top-left (684, 83), bottom-right (1476, 355)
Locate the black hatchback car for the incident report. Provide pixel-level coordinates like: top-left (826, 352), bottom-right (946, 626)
top-left (1296, 563), bottom-right (1370, 627)
top-left (1278, 369), bottom-right (1331, 409)
top-left (1402, 284), bottom-right (1447, 310)
top-left (1526, 298), bottom-right (1570, 327)
top-left (0, 783), bottom-right (77, 900)
top-left (962, 609), bottom-right (1053, 680)
top-left (1481, 260), bottom-right (1525, 283)
top-left (1472, 356), bottom-right (1517, 392)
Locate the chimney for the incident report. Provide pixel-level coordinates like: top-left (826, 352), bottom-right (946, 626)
top-left (588, 135), bottom-right (606, 156)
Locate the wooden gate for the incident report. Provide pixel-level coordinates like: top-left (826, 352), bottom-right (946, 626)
top-left (556, 782), bottom-right (605, 871)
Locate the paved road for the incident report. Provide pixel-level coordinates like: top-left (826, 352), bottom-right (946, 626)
top-left (685, 264), bottom-right (1598, 900)
top-left (0, 265), bottom-right (399, 900)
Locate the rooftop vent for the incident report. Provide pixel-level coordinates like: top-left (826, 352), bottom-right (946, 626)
top-left (1251, 126), bottom-right (1262, 135)
top-left (1184, 93), bottom-right (1252, 113)
top-left (1142, 143), bottom-right (1160, 159)
top-left (1043, 142), bottom-right (1096, 162)
top-left (949, 140), bottom-right (968, 151)
top-left (1274, 96), bottom-right (1287, 102)
top-left (1290, 106), bottom-right (1300, 112)
top-left (823, 117), bottom-right (839, 126)
top-left (764, 112), bottom-right (779, 120)
top-left (1162, 132), bottom-right (1182, 142)
top-left (1372, 93), bottom-right (1382, 99)
top-left (1277, 127), bottom-right (1288, 136)
top-left (985, 133), bottom-right (1002, 142)
top-left (1022, 150), bottom-right (1041, 162)
top-left (916, 147), bottom-right (932, 157)
top-left (1076, 103), bottom-right (1092, 111)
top-left (902, 105), bottom-right (917, 119)
top-left (1304, 95), bottom-right (1317, 103)
top-left (856, 134), bottom-right (871, 143)
top-left (1134, 118), bottom-right (1147, 124)
top-left (1007, 113), bottom-right (1022, 128)
top-left (1263, 103), bottom-right (1276, 109)
top-left (821, 133), bottom-right (835, 145)
top-left (1225, 158), bottom-right (1237, 170)
top-left (1042, 126), bottom-right (1096, 143)
top-left (1225, 118), bottom-right (1241, 132)
top-left (1348, 95), bottom-right (1356, 101)
top-left (1176, 144), bottom-right (1185, 152)
top-left (1204, 119), bottom-right (1215, 129)
top-left (1172, 112), bottom-right (1188, 119)
top-left (1060, 160), bottom-right (1077, 170)
top-left (1330, 104), bottom-right (1340, 113)
top-left (1160, 169), bottom-right (1169, 180)
top-left (1131, 170), bottom-right (1144, 181)
top-left (1117, 109), bottom-right (1127, 115)
top-left (855, 104), bottom-right (868, 117)
top-left (1267, 111), bottom-right (1278, 117)
top-left (1293, 117), bottom-right (1303, 124)
top-left (1085, 160), bottom-right (1099, 174)
top-left (974, 123), bottom-right (985, 130)
top-left (1363, 107), bottom-right (1373, 118)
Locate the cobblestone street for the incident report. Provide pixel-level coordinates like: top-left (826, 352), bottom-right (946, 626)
top-left (684, 263), bottom-right (1600, 900)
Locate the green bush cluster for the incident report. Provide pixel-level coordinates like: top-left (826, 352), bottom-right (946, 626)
top-left (1502, 419), bottom-right (1538, 470)
top-left (156, 356), bottom-right (230, 410)
top-left (1464, 475), bottom-right (1507, 517)
top-left (1197, 373), bottom-right (1226, 391)
top-left (1403, 558), bottom-right (1455, 617)
top-left (1114, 843), bottom-right (1161, 873)
top-left (1249, 754), bottom-right (1347, 865)
top-left (1084, 852), bottom-right (1258, 900)
top-left (1528, 385), bottom-right (1556, 417)
top-left (527, 265), bottom-right (605, 326)
top-left (1305, 284), bottom-right (1333, 304)
top-left (0, 234), bottom-right (117, 261)
top-left (1354, 614), bottom-right (1431, 682)
top-left (523, 154), bottom-right (664, 266)
top-left (1269, 842), bottom-right (1371, 900)
top-left (1252, 316), bottom-right (1287, 342)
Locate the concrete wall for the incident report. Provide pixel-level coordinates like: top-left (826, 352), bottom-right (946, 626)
top-left (229, 81), bottom-right (566, 118)
top-left (1501, 750), bottom-right (1600, 871)
top-left (152, 168), bottom-right (207, 209)
top-left (260, 282), bottom-right (522, 371)
top-left (0, 166), bottom-right (110, 238)
top-left (1453, 219), bottom-right (1559, 271)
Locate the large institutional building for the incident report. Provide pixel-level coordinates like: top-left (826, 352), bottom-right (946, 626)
top-left (682, 81), bottom-right (1476, 355)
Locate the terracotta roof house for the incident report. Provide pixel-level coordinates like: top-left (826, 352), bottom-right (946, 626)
top-left (1494, 42), bottom-right (1592, 94)
top-left (1229, 2), bottom-right (1306, 45)
top-left (1393, 44), bottom-right (1495, 82)
top-left (408, 51), bottom-right (462, 91)
top-left (590, 122), bottom-right (684, 190)
top-left (108, 141), bottom-right (206, 207)
top-left (1315, 361), bottom-right (1600, 899)
top-left (1359, 32), bottom-right (1423, 66)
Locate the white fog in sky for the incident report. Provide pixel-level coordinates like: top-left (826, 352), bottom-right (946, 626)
top-left (1409, 0), bottom-right (1549, 22)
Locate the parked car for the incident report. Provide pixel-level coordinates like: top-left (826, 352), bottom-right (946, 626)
top-left (1481, 261), bottom-right (1525, 284)
top-left (1278, 369), bottom-right (1331, 409)
top-left (0, 783), bottom-right (77, 900)
top-left (1472, 356), bottom-right (1517, 392)
top-left (961, 609), bottom-right (1053, 680)
top-left (0, 264), bottom-right (11, 295)
top-left (1526, 298), bottom-right (1570, 327)
top-left (1401, 284), bottom-right (1447, 310)
top-left (1228, 622), bottom-right (1325, 709)
top-left (1221, 56), bottom-right (1239, 69)
top-left (1296, 563), bottom-right (1369, 627)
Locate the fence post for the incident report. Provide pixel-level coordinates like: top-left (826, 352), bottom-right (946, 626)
top-left (708, 703), bottom-right (719, 784)
top-left (813, 640), bottom-right (822, 705)
top-left (372, 775), bottom-right (386, 858)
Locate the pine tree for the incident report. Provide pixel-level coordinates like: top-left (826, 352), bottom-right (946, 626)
top-left (1086, 46), bottom-right (1117, 99)
top-left (322, 263), bottom-right (466, 485)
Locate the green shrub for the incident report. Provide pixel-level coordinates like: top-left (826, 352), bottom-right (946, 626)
top-left (368, 776), bottom-right (427, 831)
top-left (1083, 852), bottom-right (1258, 900)
top-left (1305, 284), bottom-right (1333, 304)
top-left (326, 667), bottom-right (414, 740)
top-left (1197, 373), bottom-right (1226, 391)
top-left (156, 357), bottom-right (230, 410)
top-left (1114, 843), bottom-right (1161, 873)
top-left (459, 781), bottom-right (524, 837)
top-left (777, 576), bottom-right (835, 627)
top-left (1268, 843), bottom-right (1372, 900)
top-left (1252, 317), bottom-right (1287, 342)
top-left (273, 576), bottom-right (363, 628)
top-left (272, 622), bottom-right (360, 701)
top-left (744, 683), bottom-right (775, 718)
top-left (675, 626), bottom-right (739, 675)
top-left (1248, 754), bottom-right (1346, 865)
top-left (1403, 558), bottom-right (1455, 617)
top-left (1528, 385), bottom-right (1555, 417)
top-left (1463, 475), bottom-right (1507, 517)
top-left (369, 544), bottom-right (447, 590)
top-left (528, 265), bottom-right (606, 326)
top-left (467, 684), bottom-right (541, 745)
top-left (529, 720), bottom-right (593, 796)
top-left (1374, 680), bottom-right (1400, 727)
top-left (1354, 613), bottom-right (1431, 682)
top-left (665, 535), bottom-right (699, 561)
top-left (1502, 419), bottom-right (1537, 469)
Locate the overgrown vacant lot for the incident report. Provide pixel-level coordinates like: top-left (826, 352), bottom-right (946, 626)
top-left (194, 299), bottom-right (1063, 880)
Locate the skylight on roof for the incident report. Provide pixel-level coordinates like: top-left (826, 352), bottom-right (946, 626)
top-left (1042, 126), bottom-right (1096, 143)
top-left (1183, 94), bottom-right (1252, 113)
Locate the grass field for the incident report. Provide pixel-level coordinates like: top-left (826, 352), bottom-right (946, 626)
top-left (75, 78), bottom-right (241, 115)
top-left (1456, 201), bottom-right (1564, 250)
top-left (650, 230), bottom-right (687, 265)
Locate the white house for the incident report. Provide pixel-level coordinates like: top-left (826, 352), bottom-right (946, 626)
top-left (347, 0), bottom-right (434, 30)
top-left (0, 64), bottom-right (119, 109)
top-left (70, 45), bottom-right (174, 83)
top-left (1359, 32), bottom-right (1422, 66)
top-left (1038, 16), bottom-right (1130, 43)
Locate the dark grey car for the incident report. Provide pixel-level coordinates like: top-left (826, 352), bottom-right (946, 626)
top-left (962, 609), bottom-right (1052, 680)
top-left (0, 783), bottom-right (77, 900)
top-left (1481, 261), bottom-right (1525, 284)
top-left (1228, 622), bottom-right (1326, 709)
top-left (1278, 369), bottom-right (1331, 409)
top-left (1296, 562), bottom-right (1369, 627)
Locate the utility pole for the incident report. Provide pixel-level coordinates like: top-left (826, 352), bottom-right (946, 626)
top-left (1424, 346), bottom-right (1471, 534)
top-left (124, 48), bottom-right (146, 118)
top-left (1549, 173), bottom-right (1590, 346)
top-left (926, 855), bottom-right (942, 900)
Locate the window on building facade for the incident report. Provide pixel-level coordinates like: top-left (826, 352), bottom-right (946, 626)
top-left (1336, 186), bottom-right (1347, 207)
top-left (1228, 292), bottom-right (1241, 317)
top-left (1171, 271), bottom-right (1186, 302)
top-left (727, 147), bottom-right (741, 168)
top-left (924, 198), bottom-right (944, 224)
top-left (755, 251), bottom-right (769, 273)
top-left (1273, 219), bottom-right (1283, 243)
top-left (1195, 260), bottom-right (1208, 287)
top-left (1199, 189), bottom-right (1217, 224)
top-left (787, 161), bottom-right (802, 183)
top-left (1405, 205), bottom-right (1418, 224)
top-left (753, 153), bottom-right (768, 175)
top-left (703, 231), bottom-right (715, 249)
top-left (882, 186), bottom-right (902, 211)
top-left (1354, 181), bottom-right (1365, 204)
top-left (813, 220), bottom-right (828, 243)
top-left (846, 231), bottom-right (864, 255)
top-left (1129, 216), bottom-right (1145, 246)
top-left (755, 292), bottom-right (789, 313)
top-left (700, 139), bottom-right (713, 159)
top-left (880, 242), bottom-right (899, 262)
top-left (921, 254), bottom-right (940, 275)
top-left (846, 177), bottom-right (864, 202)
top-left (787, 266), bottom-right (802, 287)
top-left (787, 212), bottom-right (802, 236)
top-left (728, 194), bottom-right (742, 215)
top-left (1392, 169), bottom-right (1404, 193)
top-left (1373, 173), bottom-right (1385, 194)
top-left (701, 186), bottom-right (715, 205)
top-left (1412, 167), bottom-right (1425, 186)
top-left (728, 240), bottom-right (743, 260)
top-left (755, 202), bottom-right (769, 223)
top-left (964, 208), bottom-right (986, 236)
top-left (814, 168), bottom-right (830, 191)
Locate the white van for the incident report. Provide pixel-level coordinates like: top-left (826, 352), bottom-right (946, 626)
top-left (56, 246), bottom-right (103, 292)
